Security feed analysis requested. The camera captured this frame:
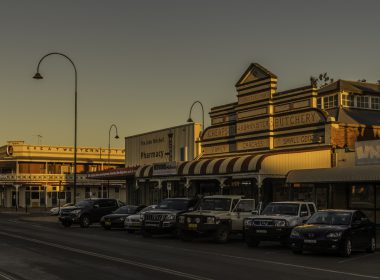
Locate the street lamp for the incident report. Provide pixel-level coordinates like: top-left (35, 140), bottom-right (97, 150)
top-left (33, 52), bottom-right (78, 204)
top-left (187, 100), bottom-right (205, 134)
top-left (107, 124), bottom-right (119, 198)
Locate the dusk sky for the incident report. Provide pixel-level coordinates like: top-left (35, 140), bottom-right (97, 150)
top-left (1, 0), bottom-right (379, 148)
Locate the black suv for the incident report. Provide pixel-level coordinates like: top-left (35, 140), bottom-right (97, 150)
top-left (141, 197), bottom-right (199, 237)
top-left (59, 198), bottom-right (122, 228)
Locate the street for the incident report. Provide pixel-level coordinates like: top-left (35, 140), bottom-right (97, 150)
top-left (0, 214), bottom-right (379, 280)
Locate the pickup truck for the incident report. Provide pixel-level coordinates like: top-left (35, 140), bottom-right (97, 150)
top-left (244, 201), bottom-right (317, 247)
top-left (178, 195), bottom-right (255, 243)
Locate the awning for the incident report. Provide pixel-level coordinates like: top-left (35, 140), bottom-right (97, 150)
top-left (135, 165), bottom-right (153, 178)
top-left (177, 154), bottom-right (264, 176)
top-left (286, 165), bottom-right (380, 184)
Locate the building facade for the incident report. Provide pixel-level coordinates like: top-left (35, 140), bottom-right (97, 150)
top-left (0, 141), bottom-right (125, 208)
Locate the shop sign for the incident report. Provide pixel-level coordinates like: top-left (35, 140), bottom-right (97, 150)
top-left (274, 133), bottom-right (323, 147)
top-left (236, 119), bottom-right (269, 134)
top-left (355, 140), bottom-right (380, 165)
top-left (153, 161), bottom-right (177, 176)
top-left (202, 126), bottom-right (230, 140)
top-left (237, 139), bottom-right (269, 150)
top-left (274, 111), bottom-right (324, 130)
top-left (203, 144), bottom-right (229, 155)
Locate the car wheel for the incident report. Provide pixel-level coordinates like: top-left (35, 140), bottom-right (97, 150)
top-left (214, 225), bottom-right (230, 244)
top-left (62, 220), bottom-right (72, 228)
top-left (245, 236), bottom-right (260, 247)
top-left (339, 238), bottom-right (352, 257)
top-left (366, 236), bottom-right (376, 253)
top-left (292, 248), bottom-right (303, 255)
top-left (126, 229), bottom-right (135, 234)
top-left (179, 230), bottom-right (194, 242)
top-left (141, 229), bottom-right (152, 238)
top-left (80, 215), bottom-right (91, 228)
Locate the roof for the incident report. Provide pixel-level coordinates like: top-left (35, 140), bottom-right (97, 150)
top-left (270, 201), bottom-right (310, 204)
top-left (318, 209), bottom-right (356, 213)
top-left (287, 165), bottom-right (380, 184)
top-left (319, 80), bottom-right (380, 95)
top-left (325, 107), bottom-right (380, 125)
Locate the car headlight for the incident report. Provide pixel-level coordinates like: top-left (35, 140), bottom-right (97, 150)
top-left (186, 217), bottom-right (192, 223)
top-left (71, 209), bottom-right (81, 216)
top-left (326, 232), bottom-right (343, 239)
top-left (206, 217), bottom-right (215, 224)
top-left (245, 219), bottom-right (253, 227)
top-left (274, 220), bottom-right (287, 227)
top-left (179, 216), bottom-right (185, 223)
top-left (290, 229), bottom-right (300, 238)
top-left (165, 214), bottom-right (176, 221)
top-left (119, 217), bottom-right (126, 222)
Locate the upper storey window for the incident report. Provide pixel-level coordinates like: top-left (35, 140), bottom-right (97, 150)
top-left (323, 95), bottom-right (338, 109)
top-left (371, 97), bottom-right (380, 110)
top-left (357, 96), bottom-right (369, 109)
top-left (342, 94), bottom-right (355, 107)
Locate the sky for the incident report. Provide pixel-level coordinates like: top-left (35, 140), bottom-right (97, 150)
top-left (1, 0), bottom-right (380, 149)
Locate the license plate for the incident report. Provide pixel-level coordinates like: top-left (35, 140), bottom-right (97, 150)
top-left (145, 223), bottom-right (159, 227)
top-left (256, 229), bottom-right (267, 234)
top-left (105, 221), bottom-right (111, 226)
top-left (188, 223), bottom-right (197, 230)
top-left (304, 239), bottom-right (317, 244)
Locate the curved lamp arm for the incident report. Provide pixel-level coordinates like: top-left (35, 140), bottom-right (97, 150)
top-left (187, 100), bottom-right (204, 132)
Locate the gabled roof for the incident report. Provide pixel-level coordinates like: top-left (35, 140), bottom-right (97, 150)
top-left (319, 80), bottom-right (380, 95)
top-left (235, 63), bottom-right (277, 87)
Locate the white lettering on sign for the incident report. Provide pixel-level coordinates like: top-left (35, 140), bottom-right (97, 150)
top-left (236, 119), bottom-right (269, 134)
top-left (141, 137), bottom-right (165, 146)
top-left (274, 111), bottom-right (323, 129)
top-left (274, 133), bottom-right (323, 147)
top-left (203, 126), bottom-right (229, 140)
top-left (140, 151), bottom-right (165, 159)
top-left (203, 145), bottom-right (229, 155)
top-left (237, 139), bottom-right (269, 150)
top-left (356, 140), bottom-right (380, 165)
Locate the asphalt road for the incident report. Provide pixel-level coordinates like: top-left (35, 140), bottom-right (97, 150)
top-left (0, 214), bottom-right (379, 280)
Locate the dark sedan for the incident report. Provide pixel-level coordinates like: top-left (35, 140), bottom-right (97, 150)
top-left (289, 210), bottom-right (376, 257)
top-left (100, 205), bottom-right (146, 230)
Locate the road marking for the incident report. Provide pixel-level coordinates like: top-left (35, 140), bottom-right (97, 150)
top-left (0, 231), bottom-right (213, 280)
top-left (0, 272), bottom-right (15, 280)
top-left (338, 253), bottom-right (378, 264)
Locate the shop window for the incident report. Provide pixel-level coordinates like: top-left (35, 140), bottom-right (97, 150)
top-left (349, 184), bottom-right (374, 209)
top-left (357, 96), bottom-right (369, 109)
top-left (342, 94), bottom-right (355, 107)
top-left (371, 97), bottom-right (380, 110)
top-left (58, 192), bottom-right (65, 199)
top-left (31, 192), bottom-right (40, 199)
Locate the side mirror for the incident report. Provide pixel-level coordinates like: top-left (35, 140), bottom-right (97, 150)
top-left (251, 210), bottom-right (259, 215)
top-left (188, 207), bottom-right (194, 212)
top-left (300, 211), bottom-right (308, 217)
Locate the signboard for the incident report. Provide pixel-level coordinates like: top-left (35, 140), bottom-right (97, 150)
top-left (274, 111), bottom-right (324, 130)
top-left (153, 162), bottom-right (177, 176)
top-left (237, 139), bottom-right (269, 151)
top-left (274, 133), bottom-right (323, 147)
top-left (355, 140), bottom-right (380, 165)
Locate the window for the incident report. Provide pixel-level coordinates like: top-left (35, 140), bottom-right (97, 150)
top-left (323, 95), bottom-right (338, 109)
top-left (371, 97), bottom-right (380, 110)
top-left (357, 96), bottom-right (369, 108)
top-left (307, 203), bottom-right (316, 215)
top-left (236, 200), bottom-right (255, 212)
top-left (342, 94), bottom-right (355, 107)
top-left (317, 98), bottom-right (322, 109)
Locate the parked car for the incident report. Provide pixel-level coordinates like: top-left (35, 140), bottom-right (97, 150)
top-left (59, 198), bottom-right (122, 228)
top-left (141, 197), bottom-right (199, 237)
top-left (100, 205), bottom-right (146, 230)
top-left (124, 205), bottom-right (157, 233)
top-left (49, 203), bottom-right (74, 216)
top-left (178, 195), bottom-right (255, 243)
top-left (289, 210), bottom-right (376, 257)
top-left (244, 201), bottom-right (316, 247)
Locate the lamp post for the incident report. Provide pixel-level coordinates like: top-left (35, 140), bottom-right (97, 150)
top-left (107, 124), bottom-right (119, 198)
top-left (33, 52), bottom-right (78, 204)
top-left (187, 100), bottom-right (205, 134)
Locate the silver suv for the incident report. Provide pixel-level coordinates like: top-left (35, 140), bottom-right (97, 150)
top-left (244, 201), bottom-right (317, 247)
top-left (178, 195), bottom-right (255, 243)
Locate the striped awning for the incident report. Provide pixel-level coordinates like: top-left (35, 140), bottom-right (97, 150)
top-left (135, 165), bottom-right (153, 178)
top-left (177, 154), bottom-right (264, 176)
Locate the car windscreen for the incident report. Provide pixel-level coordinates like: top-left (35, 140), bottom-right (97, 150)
top-left (307, 212), bottom-right (352, 225)
top-left (261, 203), bottom-right (300, 216)
top-left (75, 200), bottom-right (93, 207)
top-left (156, 199), bottom-right (189, 211)
top-left (114, 206), bottom-right (137, 214)
top-left (139, 205), bottom-right (155, 213)
top-left (199, 198), bottom-right (231, 211)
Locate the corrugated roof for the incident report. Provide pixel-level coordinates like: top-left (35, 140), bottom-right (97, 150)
top-left (319, 80), bottom-right (380, 95)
